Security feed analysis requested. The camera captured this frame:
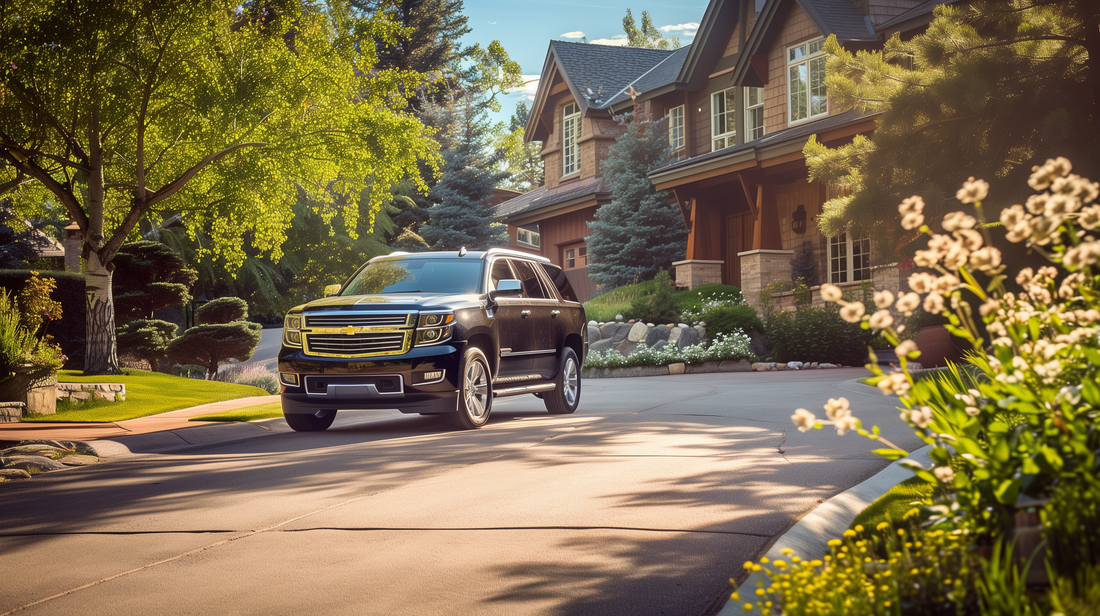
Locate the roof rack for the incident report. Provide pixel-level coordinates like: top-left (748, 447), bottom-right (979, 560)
top-left (484, 247), bottom-right (551, 263)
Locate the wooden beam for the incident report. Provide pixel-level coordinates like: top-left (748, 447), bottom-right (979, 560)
top-left (550, 81), bottom-right (570, 95)
top-left (739, 174), bottom-right (758, 219)
top-left (671, 188), bottom-right (692, 230)
top-left (750, 55), bottom-right (768, 85)
top-left (653, 158), bottom-right (758, 191)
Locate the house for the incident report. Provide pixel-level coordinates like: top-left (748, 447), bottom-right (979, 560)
top-left (495, 0), bottom-right (947, 307)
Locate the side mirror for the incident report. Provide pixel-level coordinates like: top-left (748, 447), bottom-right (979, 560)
top-left (324, 284), bottom-right (341, 297)
top-left (488, 279), bottom-right (522, 302)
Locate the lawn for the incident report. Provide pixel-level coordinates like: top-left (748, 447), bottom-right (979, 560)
top-left (584, 281), bottom-right (744, 323)
top-left (23, 369), bottom-right (272, 423)
top-left (190, 401), bottom-right (284, 422)
top-left (850, 476), bottom-right (935, 530)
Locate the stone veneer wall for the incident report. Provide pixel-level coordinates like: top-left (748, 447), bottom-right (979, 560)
top-left (761, 264), bottom-right (908, 314)
top-left (672, 259), bottom-right (723, 289)
top-left (738, 249), bottom-right (795, 313)
top-left (56, 382), bottom-right (126, 403)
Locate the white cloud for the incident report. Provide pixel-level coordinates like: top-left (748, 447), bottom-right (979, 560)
top-left (507, 75), bottom-right (542, 102)
top-left (560, 31), bottom-right (585, 39)
top-left (489, 20), bottom-right (497, 24)
top-left (660, 22), bottom-right (699, 36)
top-left (589, 35), bottom-right (629, 46)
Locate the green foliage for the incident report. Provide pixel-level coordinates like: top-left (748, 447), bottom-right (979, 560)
top-left (584, 280), bottom-right (743, 323)
top-left (166, 321), bottom-right (262, 380)
top-left (196, 297), bottom-right (249, 325)
top-left (116, 320), bottom-right (178, 372)
top-left (790, 243), bottom-right (819, 287)
top-left (626, 271), bottom-right (680, 324)
top-left (212, 363), bottom-right (278, 395)
top-left (189, 400), bottom-right (283, 422)
top-left (496, 101), bottom-right (544, 191)
top-left (587, 113), bottom-right (686, 288)
top-left (0, 269), bottom-right (85, 366)
top-left (0, 206), bottom-right (39, 268)
top-left (850, 477), bottom-right (935, 531)
top-left (701, 304), bottom-right (763, 339)
top-left (583, 332), bottom-right (755, 369)
top-left (0, 289), bottom-right (63, 401)
top-left (113, 241), bottom-right (196, 323)
top-left (621, 9), bottom-right (680, 49)
top-left (765, 306), bottom-right (872, 365)
top-left (15, 271), bottom-right (62, 333)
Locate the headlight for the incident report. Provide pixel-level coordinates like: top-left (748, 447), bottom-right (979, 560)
top-left (415, 311), bottom-right (453, 346)
top-left (284, 314), bottom-right (303, 347)
top-left (418, 312), bottom-right (454, 327)
top-left (415, 325), bottom-right (452, 346)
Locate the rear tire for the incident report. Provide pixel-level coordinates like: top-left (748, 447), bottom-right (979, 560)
top-left (284, 410), bottom-right (337, 432)
top-left (443, 347), bottom-right (493, 430)
top-left (544, 347), bottom-right (580, 414)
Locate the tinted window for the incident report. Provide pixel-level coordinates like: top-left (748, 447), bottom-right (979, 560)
top-left (540, 264), bottom-right (578, 302)
top-left (489, 259), bottom-right (515, 291)
top-left (342, 259), bottom-right (484, 295)
top-left (509, 260), bottom-right (548, 299)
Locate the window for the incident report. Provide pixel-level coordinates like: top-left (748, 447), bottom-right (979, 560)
top-left (788, 38), bottom-right (827, 124)
top-left (509, 259), bottom-right (549, 299)
top-left (668, 105), bottom-right (685, 151)
top-left (829, 233), bottom-right (871, 284)
top-left (563, 244), bottom-right (587, 270)
top-left (744, 87), bottom-right (764, 141)
top-left (489, 259), bottom-right (516, 290)
top-left (516, 224), bottom-right (541, 248)
top-left (562, 102), bottom-right (580, 176)
top-left (711, 88), bottom-right (736, 151)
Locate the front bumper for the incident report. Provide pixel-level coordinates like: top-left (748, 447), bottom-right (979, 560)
top-left (278, 343), bottom-right (463, 415)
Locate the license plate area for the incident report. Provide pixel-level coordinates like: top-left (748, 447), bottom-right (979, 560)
top-left (304, 375), bottom-right (404, 398)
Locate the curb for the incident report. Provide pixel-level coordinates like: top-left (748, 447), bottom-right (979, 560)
top-left (715, 445), bottom-right (934, 615)
top-left (84, 418), bottom-right (289, 458)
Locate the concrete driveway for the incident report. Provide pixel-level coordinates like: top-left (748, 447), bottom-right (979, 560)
top-left (0, 369), bottom-right (922, 616)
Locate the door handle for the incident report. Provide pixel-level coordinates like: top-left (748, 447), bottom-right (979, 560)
top-left (521, 309), bottom-right (531, 318)
top-left (550, 310), bottom-right (560, 317)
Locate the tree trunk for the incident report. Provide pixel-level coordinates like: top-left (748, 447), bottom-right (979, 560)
top-left (84, 254), bottom-right (122, 375)
top-left (206, 359), bottom-right (219, 380)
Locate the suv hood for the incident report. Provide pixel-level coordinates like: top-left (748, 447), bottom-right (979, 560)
top-left (292, 293), bottom-right (482, 313)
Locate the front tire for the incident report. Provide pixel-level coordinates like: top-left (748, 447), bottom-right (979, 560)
top-left (545, 347), bottom-right (580, 414)
top-left (284, 409), bottom-right (337, 432)
top-left (443, 347), bottom-right (493, 430)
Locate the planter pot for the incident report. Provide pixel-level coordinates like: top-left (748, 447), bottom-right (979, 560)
top-left (914, 325), bottom-right (963, 368)
top-left (6, 368), bottom-right (58, 416)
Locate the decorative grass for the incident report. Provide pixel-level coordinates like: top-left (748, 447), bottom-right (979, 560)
top-left (23, 369), bottom-right (271, 423)
top-left (584, 280), bottom-right (744, 323)
top-left (189, 401), bottom-right (283, 422)
top-left (850, 476), bottom-right (935, 530)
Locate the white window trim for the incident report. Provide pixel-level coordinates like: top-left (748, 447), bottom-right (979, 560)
top-left (828, 233), bottom-right (871, 284)
top-left (743, 86), bottom-right (764, 142)
top-left (517, 226), bottom-right (541, 248)
top-left (668, 105), bottom-right (685, 151)
top-left (563, 243), bottom-right (587, 270)
top-left (562, 103), bottom-right (581, 177)
top-left (787, 38), bottom-right (828, 127)
top-left (711, 88), bottom-right (736, 152)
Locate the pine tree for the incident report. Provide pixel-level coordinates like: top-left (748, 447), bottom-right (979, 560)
top-left (112, 241), bottom-right (197, 324)
top-left (587, 113), bottom-right (687, 288)
top-left (804, 0), bottom-right (1100, 239)
top-left (622, 9), bottom-right (680, 50)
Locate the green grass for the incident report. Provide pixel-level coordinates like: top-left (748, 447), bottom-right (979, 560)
top-left (189, 401), bottom-right (284, 422)
top-left (23, 369), bottom-right (272, 423)
top-left (850, 476), bottom-right (935, 530)
top-left (584, 280), bottom-right (744, 323)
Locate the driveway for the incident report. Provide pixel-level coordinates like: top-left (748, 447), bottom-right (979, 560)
top-left (0, 369), bottom-right (922, 616)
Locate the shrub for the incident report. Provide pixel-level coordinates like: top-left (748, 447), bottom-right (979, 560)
top-left (765, 306), bottom-right (872, 365)
top-left (790, 242), bottom-right (818, 287)
top-left (214, 363), bottom-right (278, 394)
top-left (627, 271), bottom-right (680, 324)
top-left (197, 297), bottom-right (249, 325)
top-left (583, 332), bottom-right (755, 369)
top-left (166, 321), bottom-right (262, 380)
top-left (699, 304), bottom-right (762, 338)
top-left (117, 320), bottom-right (178, 372)
top-left (0, 289), bottom-right (63, 401)
top-left (0, 270), bottom-right (84, 367)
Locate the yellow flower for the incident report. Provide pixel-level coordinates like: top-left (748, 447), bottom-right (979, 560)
top-left (760, 557), bottom-right (769, 564)
top-left (781, 548), bottom-right (794, 555)
top-left (742, 603), bottom-right (754, 612)
top-left (828, 539), bottom-right (842, 547)
top-left (876, 522), bottom-right (890, 531)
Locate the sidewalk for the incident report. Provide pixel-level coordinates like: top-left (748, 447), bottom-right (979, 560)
top-left (0, 395), bottom-right (276, 442)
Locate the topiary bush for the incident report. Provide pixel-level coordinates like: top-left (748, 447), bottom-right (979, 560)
top-left (765, 305), bottom-right (873, 365)
top-left (196, 297), bottom-right (248, 325)
top-left (116, 319), bottom-right (178, 372)
top-left (627, 271), bottom-right (681, 324)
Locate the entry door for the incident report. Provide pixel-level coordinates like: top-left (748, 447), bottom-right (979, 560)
top-left (725, 213), bottom-right (755, 287)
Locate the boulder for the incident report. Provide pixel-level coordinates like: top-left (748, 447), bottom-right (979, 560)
top-left (19, 440), bottom-right (97, 456)
top-left (651, 340), bottom-right (669, 352)
top-left (776, 363), bottom-right (789, 370)
top-left (587, 325), bottom-right (602, 343)
top-left (600, 322), bottom-right (620, 339)
top-left (628, 319), bottom-right (636, 324)
top-left (751, 362), bottom-right (777, 371)
top-left (645, 326), bottom-right (671, 347)
top-left (694, 325), bottom-right (707, 339)
top-left (615, 340), bottom-right (639, 356)
top-left (668, 362), bottom-right (686, 375)
top-left (2, 456), bottom-right (67, 473)
top-left (0, 469), bottom-right (31, 480)
top-left (787, 361), bottom-right (804, 370)
top-left (627, 322), bottom-right (649, 343)
top-left (59, 455), bottom-right (102, 466)
top-left (819, 363), bottom-right (836, 368)
top-left (615, 314), bottom-right (623, 321)
top-left (646, 323), bottom-right (655, 328)
top-left (678, 323), bottom-right (689, 329)
top-left (668, 328), bottom-right (683, 344)
top-left (677, 328), bottom-right (701, 350)
top-left (610, 324), bottom-right (632, 344)
top-left (0, 444), bottom-right (69, 458)
top-left (748, 330), bottom-right (770, 360)
top-left (719, 359), bottom-right (752, 372)
top-left (607, 366), bottom-right (670, 378)
top-left (588, 320), bottom-right (597, 327)
top-left (808, 362), bottom-right (819, 369)
top-left (589, 339), bottom-right (614, 354)
top-left (666, 323), bottom-right (675, 328)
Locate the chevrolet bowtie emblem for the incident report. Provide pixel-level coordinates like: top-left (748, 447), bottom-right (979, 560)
top-left (340, 326), bottom-right (357, 336)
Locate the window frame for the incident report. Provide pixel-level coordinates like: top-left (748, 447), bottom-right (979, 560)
top-left (787, 38), bottom-right (828, 126)
top-left (743, 86), bottom-right (765, 142)
top-left (711, 88), bottom-right (736, 152)
top-left (516, 224), bottom-right (541, 248)
top-left (562, 102), bottom-right (581, 177)
top-left (828, 233), bottom-right (871, 284)
top-left (668, 105), bottom-right (685, 152)
top-left (563, 243), bottom-right (587, 271)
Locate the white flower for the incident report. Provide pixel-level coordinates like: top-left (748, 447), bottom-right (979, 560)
top-left (877, 372), bottom-right (910, 396)
top-left (896, 292), bottom-right (921, 315)
top-left (820, 284), bottom-right (843, 302)
top-left (823, 397), bottom-right (851, 420)
top-left (1025, 194), bottom-right (1049, 215)
top-left (956, 177), bottom-right (989, 204)
top-left (840, 302), bottom-right (866, 323)
top-left (1016, 267), bottom-right (1035, 287)
top-left (943, 211), bottom-right (977, 231)
top-left (923, 292), bottom-right (945, 314)
top-left (909, 406), bottom-right (934, 428)
top-left (895, 339), bottom-right (918, 358)
top-left (873, 290), bottom-right (895, 309)
top-left (965, 406), bottom-right (981, 417)
top-left (954, 229), bottom-right (983, 251)
top-left (898, 196), bottom-right (925, 215)
top-left (1059, 272), bottom-right (1084, 299)
top-left (934, 466), bottom-right (956, 483)
top-left (969, 247), bottom-right (1002, 272)
top-left (908, 273), bottom-right (936, 294)
top-left (869, 310), bottom-right (894, 329)
top-left (1079, 205), bottom-right (1100, 229)
top-left (1064, 240), bottom-right (1100, 270)
top-left (901, 212), bottom-right (925, 230)
top-left (943, 243), bottom-right (970, 270)
top-left (834, 415), bottom-right (858, 436)
top-left (1000, 204), bottom-right (1032, 243)
top-left (792, 408), bottom-right (817, 432)
top-left (934, 274), bottom-right (961, 293)
top-left (1028, 157), bottom-right (1072, 191)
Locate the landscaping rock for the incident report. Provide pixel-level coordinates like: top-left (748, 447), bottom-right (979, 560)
top-left (676, 328), bottom-right (700, 350)
top-left (819, 363), bottom-right (836, 368)
top-left (678, 323), bottom-right (689, 329)
top-left (587, 325), bottom-right (601, 343)
top-left (686, 361), bottom-right (720, 374)
top-left (615, 314), bottom-right (623, 321)
top-left (615, 340), bottom-right (639, 356)
top-left (645, 326), bottom-right (671, 347)
top-left (693, 325), bottom-right (706, 339)
top-left (748, 330), bottom-right (769, 360)
top-left (787, 361), bottom-right (804, 370)
top-left (609, 366), bottom-right (669, 378)
top-left (18, 440), bottom-right (97, 456)
top-left (668, 362), bottom-right (686, 375)
top-left (776, 363), bottom-right (789, 370)
top-left (628, 319), bottom-right (636, 324)
top-left (0, 444), bottom-right (69, 458)
top-left (610, 323), bottom-right (631, 344)
top-left (668, 328), bottom-right (683, 344)
top-left (751, 362), bottom-right (777, 371)
top-left (719, 359), bottom-right (752, 372)
top-left (651, 340), bottom-right (669, 352)
top-left (0, 468), bottom-right (32, 480)
top-left (808, 362), bottom-right (819, 369)
top-left (600, 322), bottom-right (620, 339)
top-left (59, 455), bottom-right (102, 466)
top-left (666, 323), bottom-right (675, 328)
top-left (589, 339), bottom-right (614, 354)
top-left (588, 320), bottom-right (597, 327)
top-left (0, 402), bottom-right (24, 423)
top-left (627, 322), bottom-right (649, 343)
top-left (646, 323), bottom-right (655, 327)
top-left (2, 455), bottom-right (67, 473)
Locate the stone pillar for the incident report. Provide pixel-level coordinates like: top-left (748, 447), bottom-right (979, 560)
top-left (672, 259), bottom-right (723, 289)
top-left (63, 222), bottom-right (82, 273)
top-left (738, 249), bottom-right (794, 313)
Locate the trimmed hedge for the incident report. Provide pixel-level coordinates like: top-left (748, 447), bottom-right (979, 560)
top-left (0, 270), bottom-right (85, 368)
top-left (765, 305), bottom-right (873, 366)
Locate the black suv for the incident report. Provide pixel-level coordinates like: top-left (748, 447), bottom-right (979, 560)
top-left (278, 248), bottom-right (588, 431)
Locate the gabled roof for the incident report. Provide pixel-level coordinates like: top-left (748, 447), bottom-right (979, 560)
top-left (494, 176), bottom-right (608, 221)
top-left (875, 0), bottom-right (951, 35)
top-left (603, 46), bottom-right (692, 110)
top-left (674, 0), bottom-right (745, 89)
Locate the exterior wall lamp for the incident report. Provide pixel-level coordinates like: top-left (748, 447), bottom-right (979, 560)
top-left (792, 204), bottom-right (807, 234)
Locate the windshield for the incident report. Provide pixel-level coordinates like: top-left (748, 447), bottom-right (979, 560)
top-left (340, 258), bottom-right (485, 295)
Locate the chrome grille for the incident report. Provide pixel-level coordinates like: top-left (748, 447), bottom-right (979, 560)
top-left (305, 312), bottom-right (412, 328)
top-left (304, 332), bottom-right (408, 356)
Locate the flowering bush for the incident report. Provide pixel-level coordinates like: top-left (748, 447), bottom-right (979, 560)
top-left (758, 159), bottom-right (1100, 612)
top-left (681, 291), bottom-right (749, 324)
top-left (582, 331), bottom-right (755, 369)
top-left (213, 362), bottom-right (278, 394)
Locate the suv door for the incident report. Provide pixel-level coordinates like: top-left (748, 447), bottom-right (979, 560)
top-left (489, 258), bottom-right (532, 379)
top-left (507, 259), bottom-right (560, 379)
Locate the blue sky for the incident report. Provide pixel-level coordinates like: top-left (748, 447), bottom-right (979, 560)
top-left (459, 0), bottom-right (709, 124)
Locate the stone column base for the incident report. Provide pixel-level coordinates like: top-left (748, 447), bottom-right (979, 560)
top-left (672, 259), bottom-right (723, 289)
top-left (738, 249), bottom-right (795, 313)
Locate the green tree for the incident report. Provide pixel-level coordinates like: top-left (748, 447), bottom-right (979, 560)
top-left (167, 297), bottom-right (260, 379)
top-left (113, 241), bottom-right (197, 323)
top-left (587, 114), bottom-right (686, 288)
top-left (496, 101), bottom-right (544, 191)
top-left (622, 9), bottom-right (680, 50)
top-left (804, 0), bottom-right (1100, 240)
top-left (116, 320), bottom-right (177, 372)
top-left (0, 0), bottom-right (438, 374)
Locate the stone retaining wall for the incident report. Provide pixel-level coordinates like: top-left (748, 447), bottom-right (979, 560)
top-left (583, 359), bottom-right (752, 379)
top-left (588, 319), bottom-right (708, 358)
top-left (56, 383), bottom-right (126, 403)
top-left (0, 402), bottom-right (24, 423)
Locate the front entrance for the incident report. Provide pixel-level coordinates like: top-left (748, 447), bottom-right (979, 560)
top-left (725, 213), bottom-right (754, 287)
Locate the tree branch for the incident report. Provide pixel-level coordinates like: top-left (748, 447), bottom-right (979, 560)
top-left (147, 142), bottom-right (265, 208)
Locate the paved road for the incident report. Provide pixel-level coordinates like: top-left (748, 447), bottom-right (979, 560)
top-left (0, 369), bottom-right (923, 616)
top-left (240, 327), bottom-right (281, 372)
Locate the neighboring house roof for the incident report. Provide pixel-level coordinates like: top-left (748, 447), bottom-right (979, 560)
top-left (494, 176), bottom-right (609, 221)
top-left (549, 40), bottom-right (677, 109)
top-left (800, 0), bottom-right (878, 42)
top-left (675, 0), bottom-right (746, 90)
top-left (875, 0), bottom-right (951, 34)
top-left (603, 46), bottom-right (692, 110)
